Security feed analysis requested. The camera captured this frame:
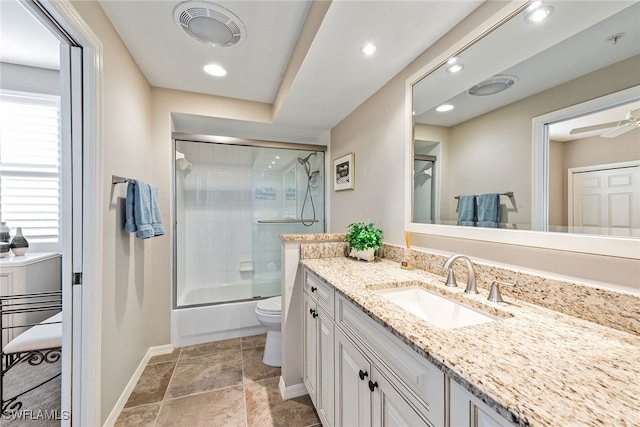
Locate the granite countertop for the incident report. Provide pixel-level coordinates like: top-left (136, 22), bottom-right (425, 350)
top-left (280, 233), bottom-right (345, 242)
top-left (300, 256), bottom-right (640, 427)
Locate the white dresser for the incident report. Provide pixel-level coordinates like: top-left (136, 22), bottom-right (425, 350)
top-left (0, 252), bottom-right (62, 344)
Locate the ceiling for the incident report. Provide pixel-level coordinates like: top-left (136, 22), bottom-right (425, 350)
top-left (100, 0), bottom-right (485, 142)
top-left (0, 1), bottom-right (60, 69)
top-left (412, 1), bottom-right (640, 140)
top-left (0, 0), bottom-right (489, 143)
top-left (549, 100), bottom-right (640, 142)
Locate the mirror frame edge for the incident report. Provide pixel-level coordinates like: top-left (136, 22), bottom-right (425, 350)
top-left (405, 1), bottom-right (640, 261)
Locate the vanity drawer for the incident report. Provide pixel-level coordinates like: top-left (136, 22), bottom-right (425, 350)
top-left (304, 269), bottom-right (335, 316)
top-left (336, 294), bottom-right (445, 425)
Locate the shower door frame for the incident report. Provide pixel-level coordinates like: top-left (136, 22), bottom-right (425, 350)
top-left (171, 133), bottom-right (327, 309)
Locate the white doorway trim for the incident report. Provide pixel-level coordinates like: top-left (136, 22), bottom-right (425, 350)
top-left (34, 1), bottom-right (104, 425)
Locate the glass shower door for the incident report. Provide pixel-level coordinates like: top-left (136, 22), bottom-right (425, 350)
top-left (174, 139), bottom-right (325, 308)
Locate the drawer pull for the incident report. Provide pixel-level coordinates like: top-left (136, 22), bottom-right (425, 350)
top-left (368, 380), bottom-right (379, 392)
top-left (359, 370), bottom-right (368, 381)
top-left (311, 286), bottom-right (317, 292)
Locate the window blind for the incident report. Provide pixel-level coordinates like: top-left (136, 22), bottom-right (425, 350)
top-left (0, 92), bottom-right (61, 245)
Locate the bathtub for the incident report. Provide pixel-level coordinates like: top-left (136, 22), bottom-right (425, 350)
top-left (171, 272), bottom-right (281, 347)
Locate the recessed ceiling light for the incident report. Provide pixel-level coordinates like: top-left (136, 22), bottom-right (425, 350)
top-left (526, 0), bottom-right (543, 12)
top-left (436, 104), bottom-right (454, 112)
top-left (447, 56), bottom-right (459, 65)
top-left (203, 63), bottom-right (227, 77)
top-left (524, 5), bottom-right (554, 23)
top-left (360, 43), bottom-right (377, 56)
top-left (446, 63), bottom-right (464, 73)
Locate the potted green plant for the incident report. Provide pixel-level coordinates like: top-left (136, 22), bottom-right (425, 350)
top-left (345, 222), bottom-right (383, 261)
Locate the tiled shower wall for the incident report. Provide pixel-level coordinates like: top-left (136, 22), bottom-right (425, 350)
top-left (176, 142), bottom-right (254, 302)
top-left (175, 141), bottom-right (325, 305)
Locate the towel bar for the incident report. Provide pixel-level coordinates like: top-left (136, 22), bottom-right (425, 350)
top-left (112, 175), bottom-right (135, 185)
top-left (454, 191), bottom-right (513, 200)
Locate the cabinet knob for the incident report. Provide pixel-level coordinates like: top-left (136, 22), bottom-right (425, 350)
top-left (359, 370), bottom-right (368, 381)
top-left (311, 286), bottom-right (317, 292)
top-left (312, 311), bottom-right (318, 318)
top-left (368, 380), bottom-right (379, 392)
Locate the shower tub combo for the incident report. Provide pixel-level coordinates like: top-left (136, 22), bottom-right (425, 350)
top-left (171, 135), bottom-right (326, 347)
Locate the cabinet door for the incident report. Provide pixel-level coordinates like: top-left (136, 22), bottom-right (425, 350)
top-left (303, 292), bottom-right (318, 404)
top-left (450, 380), bottom-right (514, 427)
top-left (317, 307), bottom-right (334, 427)
top-left (335, 328), bottom-right (371, 427)
top-left (372, 368), bottom-right (432, 427)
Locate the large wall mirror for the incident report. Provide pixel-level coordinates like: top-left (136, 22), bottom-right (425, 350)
top-left (407, 0), bottom-right (640, 258)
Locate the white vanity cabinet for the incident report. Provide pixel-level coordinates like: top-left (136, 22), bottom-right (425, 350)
top-left (334, 293), bottom-right (444, 427)
top-left (303, 271), bottom-right (335, 427)
top-left (302, 268), bottom-right (514, 427)
top-left (450, 380), bottom-right (514, 427)
top-left (335, 327), bottom-right (431, 427)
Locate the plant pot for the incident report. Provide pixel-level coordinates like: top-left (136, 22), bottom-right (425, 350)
top-left (349, 247), bottom-right (375, 262)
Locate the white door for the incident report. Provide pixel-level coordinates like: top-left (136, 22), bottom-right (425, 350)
top-left (59, 43), bottom-right (84, 427)
top-left (570, 163), bottom-right (640, 237)
top-left (371, 368), bottom-right (430, 427)
top-left (13, 2), bottom-right (81, 425)
top-left (334, 329), bottom-right (371, 427)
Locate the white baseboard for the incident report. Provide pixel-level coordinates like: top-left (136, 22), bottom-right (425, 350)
top-left (102, 344), bottom-right (174, 427)
top-left (278, 376), bottom-right (309, 400)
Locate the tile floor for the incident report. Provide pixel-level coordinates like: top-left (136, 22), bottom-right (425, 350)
top-left (115, 334), bottom-right (320, 427)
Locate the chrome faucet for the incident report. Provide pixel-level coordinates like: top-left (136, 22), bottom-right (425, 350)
top-left (441, 254), bottom-right (477, 294)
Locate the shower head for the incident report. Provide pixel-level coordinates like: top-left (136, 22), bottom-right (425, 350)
top-left (297, 152), bottom-right (316, 165)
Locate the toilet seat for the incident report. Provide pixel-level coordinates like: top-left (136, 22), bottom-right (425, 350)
top-left (256, 296), bottom-right (281, 315)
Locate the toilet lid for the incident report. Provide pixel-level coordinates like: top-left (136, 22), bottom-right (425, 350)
top-left (256, 296), bottom-right (281, 314)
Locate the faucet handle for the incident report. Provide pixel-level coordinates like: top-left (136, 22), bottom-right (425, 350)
top-left (487, 281), bottom-right (515, 303)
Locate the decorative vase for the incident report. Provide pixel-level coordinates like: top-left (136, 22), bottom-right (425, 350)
top-left (349, 247), bottom-right (375, 262)
top-left (10, 227), bottom-right (28, 256)
top-left (0, 222), bottom-right (9, 243)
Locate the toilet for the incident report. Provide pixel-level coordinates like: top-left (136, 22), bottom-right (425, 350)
top-left (255, 296), bottom-right (282, 367)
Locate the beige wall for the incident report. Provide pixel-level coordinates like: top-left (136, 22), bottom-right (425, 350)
top-left (70, 1), bottom-right (163, 423)
top-left (330, 2), bottom-right (640, 291)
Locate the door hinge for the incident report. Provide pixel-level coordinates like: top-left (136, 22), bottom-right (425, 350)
top-left (73, 272), bottom-right (83, 285)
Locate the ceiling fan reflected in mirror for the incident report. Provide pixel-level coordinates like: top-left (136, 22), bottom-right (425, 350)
top-left (569, 108), bottom-right (640, 138)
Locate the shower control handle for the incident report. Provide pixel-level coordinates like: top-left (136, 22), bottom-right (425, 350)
top-left (359, 370), bottom-right (368, 381)
top-left (311, 286), bottom-right (317, 292)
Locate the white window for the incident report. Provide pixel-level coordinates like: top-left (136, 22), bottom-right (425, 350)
top-left (0, 91), bottom-right (61, 251)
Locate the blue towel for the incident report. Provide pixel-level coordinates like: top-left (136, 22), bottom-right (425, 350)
top-left (125, 180), bottom-right (164, 239)
top-left (457, 195), bottom-right (476, 226)
top-left (477, 193), bottom-right (500, 228)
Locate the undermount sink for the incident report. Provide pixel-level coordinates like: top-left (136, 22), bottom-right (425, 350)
top-left (375, 286), bottom-right (497, 330)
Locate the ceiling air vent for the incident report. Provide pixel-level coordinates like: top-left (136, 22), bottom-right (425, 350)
top-left (173, 1), bottom-right (245, 47)
top-left (468, 75), bottom-right (519, 97)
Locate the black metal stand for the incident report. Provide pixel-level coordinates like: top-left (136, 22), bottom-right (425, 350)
top-left (0, 291), bottom-right (62, 416)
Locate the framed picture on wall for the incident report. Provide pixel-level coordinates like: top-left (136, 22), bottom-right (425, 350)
top-left (334, 152), bottom-right (355, 191)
